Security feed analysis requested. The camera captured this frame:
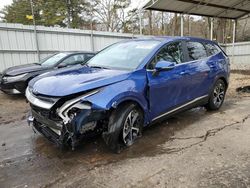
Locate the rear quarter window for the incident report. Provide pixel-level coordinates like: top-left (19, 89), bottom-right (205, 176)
top-left (204, 43), bottom-right (220, 56)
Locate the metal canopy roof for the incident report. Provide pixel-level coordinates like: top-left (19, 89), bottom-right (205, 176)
top-left (143, 0), bottom-right (250, 19)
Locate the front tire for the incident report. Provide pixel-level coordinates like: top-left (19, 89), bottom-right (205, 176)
top-left (102, 103), bottom-right (144, 153)
top-left (205, 79), bottom-right (226, 111)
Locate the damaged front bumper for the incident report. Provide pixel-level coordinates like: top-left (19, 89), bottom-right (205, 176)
top-left (26, 88), bottom-right (107, 149)
top-left (27, 108), bottom-right (107, 149)
top-left (27, 108), bottom-right (63, 146)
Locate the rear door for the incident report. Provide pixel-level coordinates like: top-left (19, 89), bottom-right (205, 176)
top-left (184, 40), bottom-right (211, 99)
top-left (204, 42), bottom-right (230, 89)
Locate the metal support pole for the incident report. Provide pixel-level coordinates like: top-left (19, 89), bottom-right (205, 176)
top-left (181, 14), bottom-right (184, 37)
top-left (233, 20), bottom-right (236, 44)
top-left (139, 8), bottom-right (143, 35)
top-left (232, 19), bottom-right (236, 64)
top-left (210, 18), bottom-right (213, 40)
top-left (189, 17), bottom-right (191, 36)
top-left (90, 5), bottom-right (95, 52)
top-left (30, 0), bottom-right (40, 61)
top-left (90, 22), bottom-right (94, 52)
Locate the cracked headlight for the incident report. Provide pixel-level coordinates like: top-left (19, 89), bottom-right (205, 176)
top-left (3, 73), bottom-right (28, 83)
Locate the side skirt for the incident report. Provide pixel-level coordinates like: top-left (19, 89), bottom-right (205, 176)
top-left (150, 95), bottom-right (209, 125)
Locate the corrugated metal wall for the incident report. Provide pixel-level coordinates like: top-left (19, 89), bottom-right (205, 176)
top-left (0, 23), bottom-right (249, 71)
top-left (0, 23), bottom-right (136, 72)
top-left (223, 42), bottom-right (250, 70)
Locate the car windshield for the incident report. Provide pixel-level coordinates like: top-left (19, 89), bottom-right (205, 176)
top-left (86, 40), bottom-right (161, 70)
top-left (39, 53), bottom-right (69, 67)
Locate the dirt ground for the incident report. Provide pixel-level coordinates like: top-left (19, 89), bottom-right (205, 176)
top-left (0, 73), bottom-right (250, 188)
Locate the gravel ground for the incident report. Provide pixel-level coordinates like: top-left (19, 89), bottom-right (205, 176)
top-left (227, 72), bottom-right (250, 98)
top-left (0, 73), bottom-right (250, 188)
top-left (0, 94), bottom-right (28, 125)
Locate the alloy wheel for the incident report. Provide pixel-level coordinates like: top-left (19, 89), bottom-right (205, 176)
top-left (122, 109), bottom-right (141, 146)
top-left (213, 82), bottom-right (225, 108)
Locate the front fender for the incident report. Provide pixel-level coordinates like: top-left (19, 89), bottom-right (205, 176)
top-left (83, 75), bottom-right (149, 122)
top-left (107, 91), bottom-right (148, 112)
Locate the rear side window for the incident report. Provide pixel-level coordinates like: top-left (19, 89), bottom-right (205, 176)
top-left (186, 42), bottom-right (207, 61)
top-left (205, 43), bottom-right (220, 56)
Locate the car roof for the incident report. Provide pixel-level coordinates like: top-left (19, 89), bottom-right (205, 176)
top-left (55, 51), bottom-right (95, 55)
top-left (131, 36), bottom-right (217, 45)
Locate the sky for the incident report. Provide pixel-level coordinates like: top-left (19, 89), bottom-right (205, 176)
top-left (0, 0), bottom-right (12, 10)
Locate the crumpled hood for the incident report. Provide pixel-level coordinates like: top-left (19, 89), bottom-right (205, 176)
top-left (3, 63), bottom-right (45, 76)
top-left (29, 66), bottom-right (130, 97)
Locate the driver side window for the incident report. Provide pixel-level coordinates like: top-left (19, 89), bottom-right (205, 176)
top-left (148, 42), bottom-right (184, 69)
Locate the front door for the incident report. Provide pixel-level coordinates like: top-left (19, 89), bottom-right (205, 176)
top-left (146, 41), bottom-right (192, 120)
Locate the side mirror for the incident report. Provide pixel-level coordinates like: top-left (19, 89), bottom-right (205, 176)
top-left (155, 60), bottom-right (175, 72)
top-left (57, 63), bottom-right (67, 68)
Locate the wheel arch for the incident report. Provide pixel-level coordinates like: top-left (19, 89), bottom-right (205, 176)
top-left (107, 96), bottom-right (149, 124)
top-left (218, 76), bottom-right (228, 89)
top-left (212, 74), bottom-right (229, 91)
top-left (115, 99), bottom-right (144, 113)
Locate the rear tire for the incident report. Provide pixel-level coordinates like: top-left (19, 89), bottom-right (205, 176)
top-left (102, 103), bottom-right (144, 153)
top-left (205, 79), bottom-right (226, 111)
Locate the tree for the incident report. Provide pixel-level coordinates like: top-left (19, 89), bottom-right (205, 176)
top-left (92, 0), bottom-right (131, 32)
top-left (64, 0), bottom-right (91, 28)
top-left (216, 18), bottom-right (226, 43)
top-left (1, 0), bottom-right (91, 28)
top-left (38, 0), bottom-right (67, 27)
top-left (123, 8), bottom-right (140, 34)
top-left (1, 0), bottom-right (42, 25)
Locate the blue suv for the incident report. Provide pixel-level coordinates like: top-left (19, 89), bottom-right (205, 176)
top-left (26, 37), bottom-right (230, 152)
